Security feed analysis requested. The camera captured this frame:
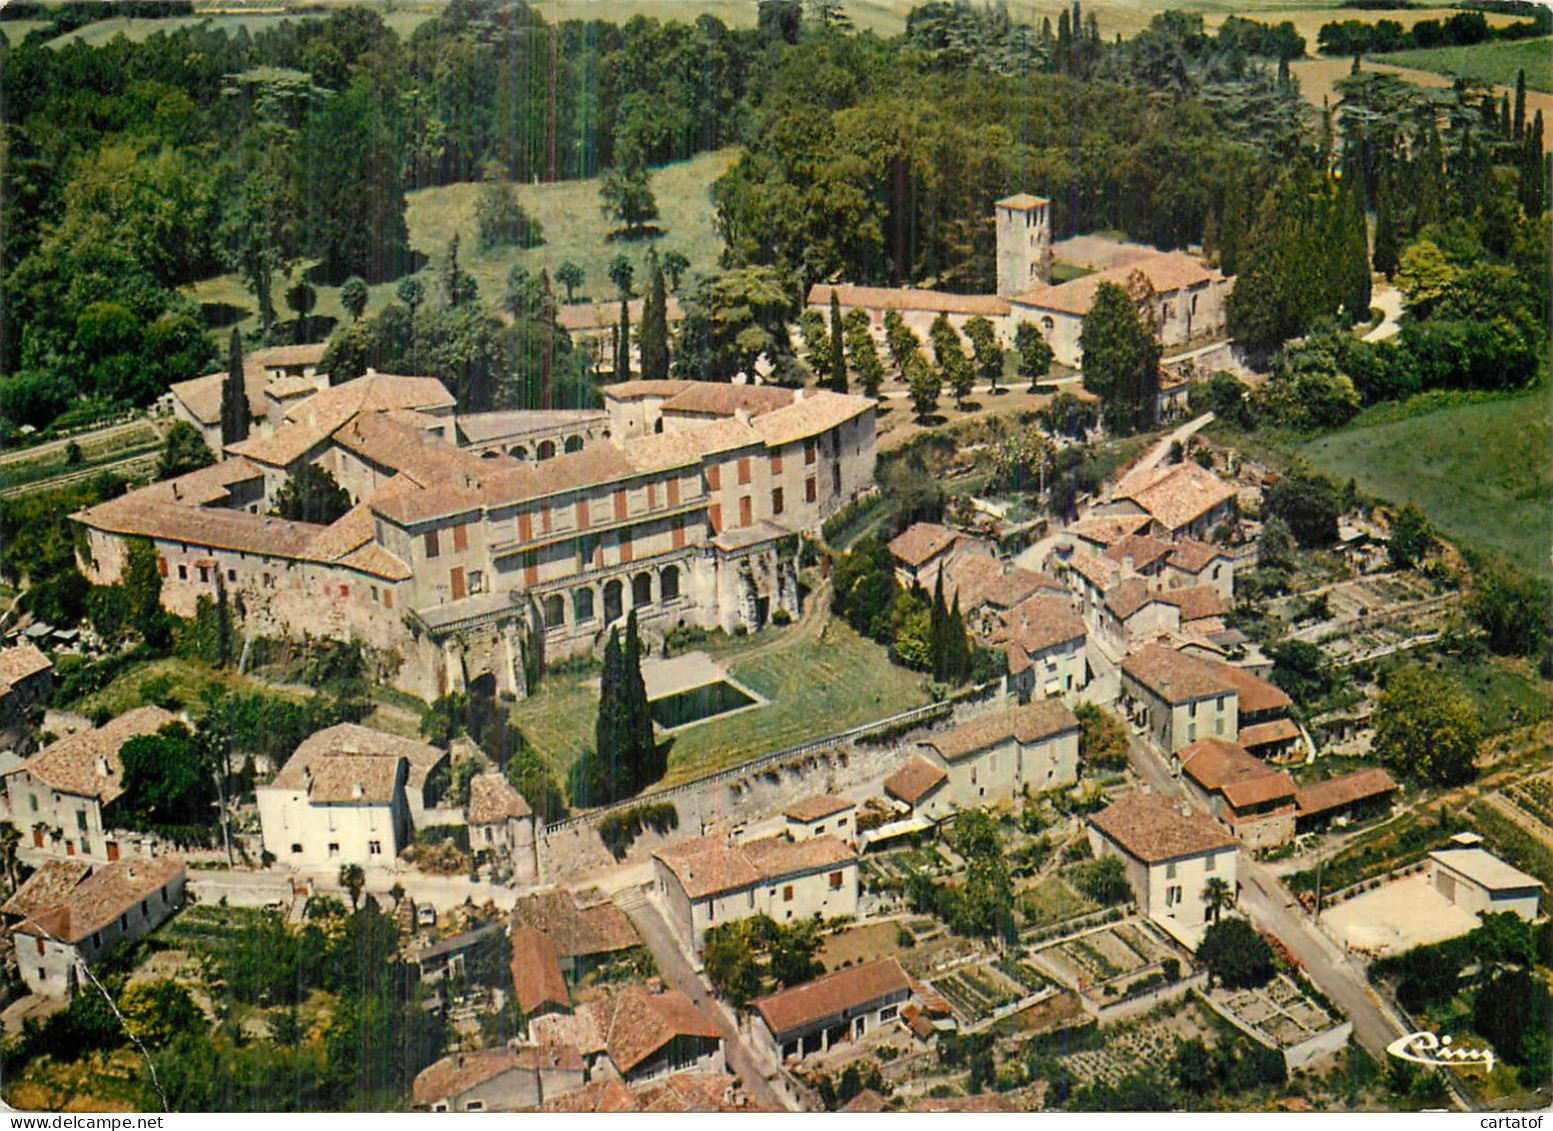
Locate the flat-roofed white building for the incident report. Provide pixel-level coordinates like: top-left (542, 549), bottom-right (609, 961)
top-left (1428, 848), bottom-right (1543, 922)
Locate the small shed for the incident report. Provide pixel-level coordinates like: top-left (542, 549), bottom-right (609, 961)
top-left (1428, 848), bottom-right (1543, 921)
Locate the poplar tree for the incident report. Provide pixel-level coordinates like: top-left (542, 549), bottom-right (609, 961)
top-left (828, 290), bottom-right (848, 393)
top-left (221, 327), bottom-right (249, 447)
top-left (640, 251), bottom-right (670, 380)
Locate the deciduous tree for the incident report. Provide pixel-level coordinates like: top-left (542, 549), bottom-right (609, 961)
top-left (1080, 281), bottom-right (1160, 434)
top-left (1372, 665), bottom-right (1481, 786)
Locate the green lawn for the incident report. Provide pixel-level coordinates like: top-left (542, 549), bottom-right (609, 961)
top-left (68, 657), bottom-right (311, 721)
top-left (510, 612), bottom-right (932, 791)
top-left (1375, 38), bottom-right (1553, 94)
top-left (182, 148), bottom-right (733, 346)
top-left (1300, 385), bottom-right (1553, 579)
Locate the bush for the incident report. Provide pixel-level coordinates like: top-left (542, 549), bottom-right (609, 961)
top-left (597, 802), bottom-right (679, 860)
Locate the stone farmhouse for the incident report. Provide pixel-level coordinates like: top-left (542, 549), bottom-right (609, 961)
top-left (2, 855), bottom-right (185, 997)
top-left (1174, 737), bottom-right (1296, 851)
top-left (412, 1044), bottom-right (587, 1112)
top-left (1119, 643), bottom-right (1293, 756)
top-left (0, 644), bottom-right (53, 747)
top-left (510, 889), bottom-right (642, 980)
top-left (511, 926), bottom-right (573, 1020)
top-left (917, 698), bottom-right (1081, 812)
top-left (2, 705), bottom-right (177, 863)
top-left (529, 984), bottom-right (725, 1086)
top-left (1089, 790), bottom-right (1238, 948)
top-left (882, 757), bottom-right (950, 820)
top-left (255, 723), bottom-right (448, 870)
top-left (75, 370), bottom-right (877, 703)
top-left (783, 795), bottom-right (858, 846)
top-left (1292, 768), bottom-right (1397, 832)
top-left (652, 833), bottom-right (859, 953)
top-left (750, 956), bottom-right (916, 1064)
top-left (1097, 461), bottom-right (1240, 541)
top-left (811, 193), bottom-right (1229, 366)
top-left (886, 522), bottom-right (963, 589)
top-left (466, 770), bottom-right (537, 883)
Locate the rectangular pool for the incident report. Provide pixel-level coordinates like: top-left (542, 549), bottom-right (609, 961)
top-left (650, 680), bottom-right (758, 729)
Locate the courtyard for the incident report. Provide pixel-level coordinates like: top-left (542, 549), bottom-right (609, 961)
top-left (1319, 872), bottom-right (1481, 957)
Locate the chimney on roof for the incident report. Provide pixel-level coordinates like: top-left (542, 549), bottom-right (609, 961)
top-left (126, 865), bottom-right (137, 881)
top-left (734, 408), bottom-right (752, 426)
top-left (1179, 801), bottom-right (1192, 819)
top-left (794, 387), bottom-right (807, 403)
top-left (366, 367), bottom-right (377, 377)
top-left (352, 782), bottom-right (364, 799)
top-left (95, 755), bottom-right (110, 778)
top-left (646, 977), bottom-right (664, 995)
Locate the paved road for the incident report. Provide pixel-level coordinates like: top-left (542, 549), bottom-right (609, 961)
top-left (1364, 284), bottom-right (1404, 343)
top-left (1124, 411), bottom-right (1217, 480)
top-left (620, 897), bottom-right (791, 1112)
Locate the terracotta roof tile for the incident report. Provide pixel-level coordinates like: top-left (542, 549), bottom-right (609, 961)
top-left (1294, 769), bottom-right (1397, 818)
top-left (997, 193), bottom-right (1050, 210)
top-left (1158, 585), bottom-right (1226, 623)
top-left (942, 553), bottom-right (1061, 611)
top-left (662, 383), bottom-right (795, 418)
top-left (1178, 738), bottom-right (1294, 809)
top-left (1105, 578), bottom-right (1161, 622)
top-left (600, 379), bottom-right (695, 401)
top-left (1012, 251), bottom-right (1220, 316)
top-left (753, 957), bottom-right (911, 1037)
top-left (992, 594), bottom-right (1087, 656)
top-left (924, 699), bottom-right (1079, 762)
top-left (75, 495), bottom-right (325, 560)
top-left (533, 1077), bottom-right (639, 1113)
top-left (1067, 548), bottom-right (1123, 593)
top-left (750, 390), bottom-right (872, 448)
top-left (1202, 659), bottom-right (1291, 716)
top-left (0, 644), bottom-right (51, 691)
top-left (510, 927), bottom-right (570, 1016)
top-left (1238, 719), bottom-right (1302, 751)
top-left (1103, 533), bottom-right (1173, 571)
top-left (168, 364), bottom-right (269, 426)
top-left (1066, 514), bottom-right (1153, 548)
top-left (468, 772), bottom-right (533, 824)
top-left (784, 795), bottom-right (855, 823)
top-left (807, 283), bottom-right (1009, 317)
top-left (0, 859), bottom-right (91, 920)
top-left (511, 890), bottom-right (639, 959)
top-left (8, 706), bottom-right (177, 803)
top-left (1114, 462), bottom-right (1237, 533)
top-left (884, 758), bottom-right (948, 806)
top-left (555, 297), bottom-right (683, 334)
top-left (1167, 539), bottom-right (1228, 573)
top-left (638, 1073), bottom-right (752, 1112)
top-left (1089, 791), bottom-right (1237, 864)
top-left (570, 985), bottom-right (721, 1074)
top-left (887, 523), bottom-right (958, 568)
top-left (1121, 643), bottom-right (1238, 704)
top-left (842, 1089), bottom-right (889, 1112)
top-left (411, 1044), bottom-right (583, 1110)
top-left (14, 856), bottom-right (184, 945)
top-left (653, 834), bottom-right (855, 900)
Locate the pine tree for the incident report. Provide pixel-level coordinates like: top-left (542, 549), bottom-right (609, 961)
top-left (616, 297), bottom-right (631, 380)
top-left (1514, 69), bottom-right (1527, 143)
top-left (221, 327), bottom-right (248, 447)
top-left (640, 251), bottom-right (670, 380)
top-left (828, 290), bottom-right (847, 393)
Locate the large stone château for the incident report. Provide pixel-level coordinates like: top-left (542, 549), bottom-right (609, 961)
top-left (74, 375), bottom-right (876, 702)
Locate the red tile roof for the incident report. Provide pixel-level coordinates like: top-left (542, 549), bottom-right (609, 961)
top-left (1113, 462), bottom-right (1238, 533)
top-left (884, 758), bottom-right (949, 806)
top-left (753, 957), bottom-right (912, 1038)
top-left (510, 927), bottom-right (570, 1017)
top-left (1178, 738), bottom-right (1295, 809)
top-left (1239, 719), bottom-right (1302, 751)
top-left (784, 795), bottom-right (855, 824)
top-left (9, 706), bottom-right (177, 803)
top-left (1294, 769), bottom-right (1397, 818)
top-left (468, 771), bottom-right (533, 824)
top-left (1202, 658), bottom-right (1291, 716)
top-left (1013, 251), bottom-right (1220, 316)
top-left (992, 593), bottom-right (1087, 656)
top-left (653, 834), bottom-right (854, 901)
top-left (1089, 791), bottom-right (1237, 864)
top-left (14, 856), bottom-right (184, 945)
top-left (0, 645), bottom-right (51, 692)
top-left (807, 283), bottom-right (1009, 317)
top-left (1121, 643), bottom-right (1238, 704)
top-left (887, 523), bottom-right (958, 568)
top-left (511, 891), bottom-right (640, 959)
top-left (1103, 533), bottom-right (1173, 571)
top-left (924, 699), bottom-right (1079, 762)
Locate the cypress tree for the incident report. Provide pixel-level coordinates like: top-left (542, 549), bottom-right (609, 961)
top-left (1514, 69), bottom-right (1527, 142)
top-left (949, 591), bottom-right (970, 684)
top-left (1522, 112), bottom-right (1546, 218)
top-left (1372, 187), bottom-right (1400, 279)
top-left (616, 297), bottom-right (631, 381)
top-left (930, 570), bottom-right (949, 683)
top-left (828, 290), bottom-right (848, 393)
top-left (221, 328), bottom-right (249, 447)
top-left (1500, 93), bottom-right (1512, 139)
top-left (622, 609), bottom-right (656, 788)
top-left (594, 629), bottom-right (624, 803)
top-left (640, 251), bottom-right (669, 380)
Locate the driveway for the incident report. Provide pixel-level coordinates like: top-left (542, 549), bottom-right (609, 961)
top-left (620, 897), bottom-right (791, 1112)
top-left (1364, 284), bottom-right (1404, 343)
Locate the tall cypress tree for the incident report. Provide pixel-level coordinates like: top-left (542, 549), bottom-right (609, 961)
top-left (1522, 112), bottom-right (1546, 218)
top-left (221, 328), bottom-right (249, 447)
top-left (622, 609), bottom-right (657, 787)
top-left (594, 628), bottom-right (625, 803)
top-left (828, 290), bottom-right (847, 393)
top-left (616, 297), bottom-right (631, 381)
top-left (1514, 69), bottom-right (1527, 143)
top-left (949, 591), bottom-right (970, 684)
top-left (930, 570), bottom-right (949, 683)
top-left (640, 252), bottom-right (669, 380)
top-left (1372, 186), bottom-right (1400, 280)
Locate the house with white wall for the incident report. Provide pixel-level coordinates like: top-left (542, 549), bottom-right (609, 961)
top-left (751, 957), bottom-right (916, 1064)
top-left (1429, 848), bottom-right (1543, 922)
top-left (918, 699), bottom-right (1081, 808)
top-left (1088, 791), bottom-right (1238, 948)
top-left (652, 834), bottom-right (858, 954)
top-left (1120, 644), bottom-right (1240, 753)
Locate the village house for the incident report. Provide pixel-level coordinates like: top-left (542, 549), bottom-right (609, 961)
top-left (412, 1044), bottom-right (587, 1112)
top-left (413, 924), bottom-right (500, 982)
top-left (2, 855), bottom-right (185, 997)
top-left (783, 796), bottom-right (857, 846)
top-left (1120, 644), bottom-right (1240, 753)
top-left (989, 593), bottom-right (1089, 702)
top-left (750, 957), bottom-right (916, 1064)
top-left (1293, 768), bottom-right (1398, 832)
top-left (0, 644), bottom-right (53, 748)
top-left (940, 553), bottom-right (1066, 634)
top-left (1099, 461), bottom-right (1240, 541)
top-left (255, 723), bottom-right (448, 870)
top-left (885, 523), bottom-right (961, 589)
top-left (510, 926), bottom-right (572, 1019)
top-left (652, 834), bottom-right (858, 954)
top-left (1174, 737), bottom-right (1296, 850)
top-left (2, 705), bottom-right (177, 862)
top-left (77, 373), bottom-right (877, 703)
top-left (882, 757), bottom-right (951, 822)
top-left (530, 1073), bottom-right (759, 1114)
top-left (1065, 514), bottom-right (1153, 555)
top-left (918, 698), bottom-right (1081, 809)
top-left (1428, 846), bottom-right (1543, 922)
top-left (530, 984), bottom-right (725, 1086)
top-left (167, 343), bottom-right (330, 454)
top-left (1089, 791), bottom-right (1238, 948)
top-left (510, 889), bottom-right (642, 980)
top-left (466, 771), bottom-right (537, 883)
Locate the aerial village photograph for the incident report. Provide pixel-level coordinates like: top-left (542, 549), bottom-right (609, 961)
top-left (0, 0), bottom-right (1547, 1119)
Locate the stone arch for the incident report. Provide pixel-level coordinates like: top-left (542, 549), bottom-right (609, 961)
top-left (660, 564), bottom-right (681, 601)
top-left (1041, 316), bottom-right (1055, 332)
top-left (564, 434), bottom-right (584, 453)
top-left (480, 449), bottom-right (501, 460)
top-left (574, 586), bottom-right (595, 622)
top-left (603, 579), bottom-right (624, 624)
top-left (468, 671), bottom-right (497, 699)
top-left (537, 439), bottom-right (557, 461)
top-left (543, 593), bottom-right (565, 628)
top-left (509, 445), bottom-right (529, 460)
top-left (632, 571), bottom-right (653, 607)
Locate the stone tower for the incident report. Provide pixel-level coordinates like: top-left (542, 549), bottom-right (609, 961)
top-left (995, 193), bottom-right (1053, 298)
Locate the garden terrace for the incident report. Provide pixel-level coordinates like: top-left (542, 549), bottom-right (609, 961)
top-left (1200, 973), bottom-right (1352, 1070)
top-left (1031, 917), bottom-right (1189, 1007)
top-left (1055, 1000), bottom-right (1217, 1089)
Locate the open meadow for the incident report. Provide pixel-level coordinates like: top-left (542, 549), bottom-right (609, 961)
top-left (1375, 37), bottom-right (1553, 94)
top-left (1299, 385), bottom-right (1553, 580)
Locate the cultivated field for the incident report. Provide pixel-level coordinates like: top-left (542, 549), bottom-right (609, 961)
top-left (1375, 37), bottom-right (1553, 94)
top-left (1300, 386), bottom-right (1553, 580)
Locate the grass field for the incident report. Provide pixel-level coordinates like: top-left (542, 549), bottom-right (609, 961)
top-left (182, 148), bottom-right (732, 345)
top-left (67, 656), bottom-right (312, 720)
top-left (1375, 37), bottom-right (1553, 94)
top-left (1300, 384), bottom-right (1553, 579)
top-left (509, 611), bottom-right (931, 790)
